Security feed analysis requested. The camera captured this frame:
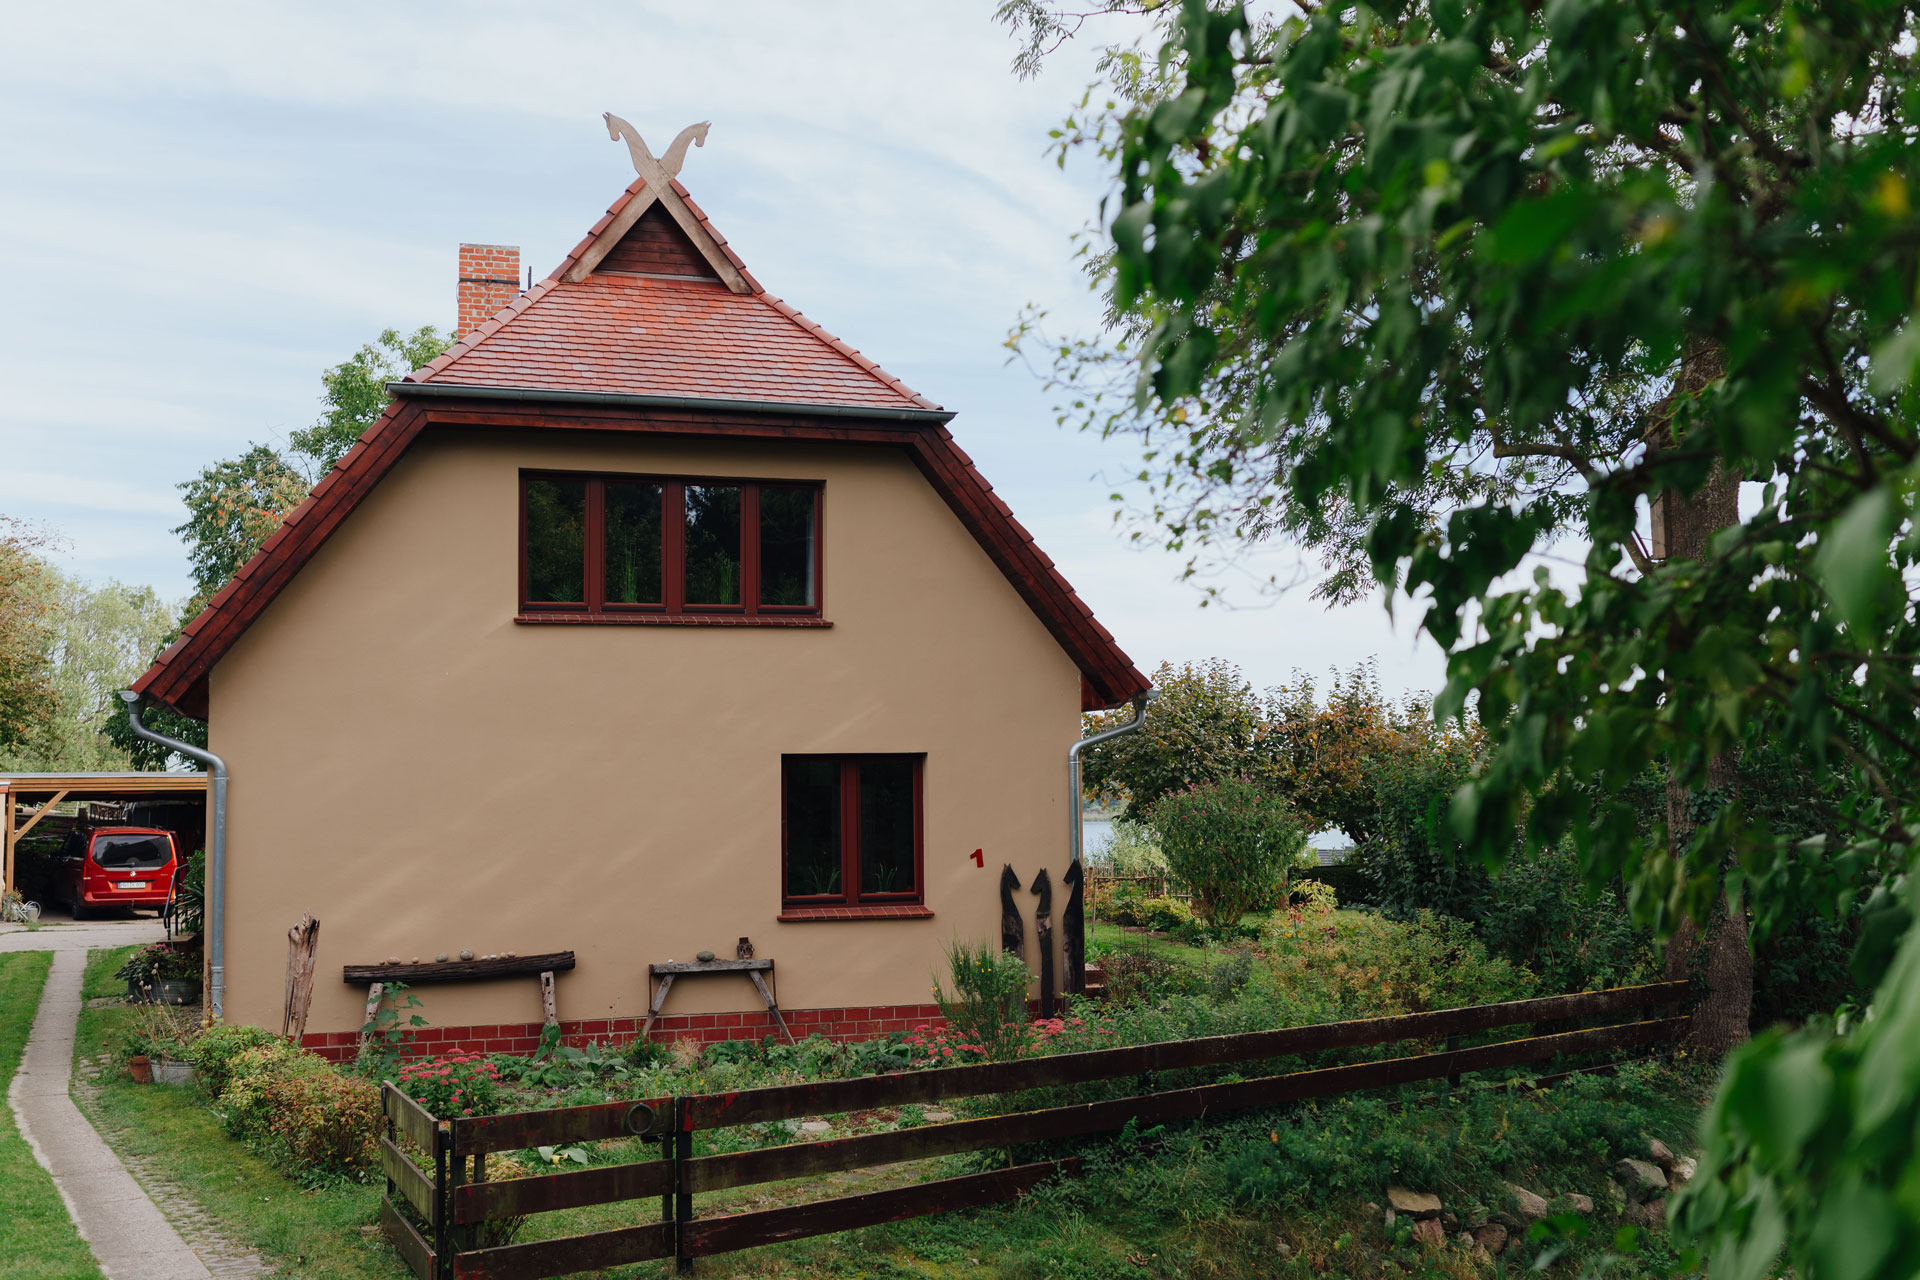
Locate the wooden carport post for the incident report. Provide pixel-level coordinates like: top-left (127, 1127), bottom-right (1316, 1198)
top-left (2, 784), bottom-right (12, 896)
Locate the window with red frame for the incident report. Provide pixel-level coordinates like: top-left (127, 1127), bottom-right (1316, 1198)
top-left (521, 472), bottom-right (821, 616)
top-left (782, 755), bottom-right (923, 906)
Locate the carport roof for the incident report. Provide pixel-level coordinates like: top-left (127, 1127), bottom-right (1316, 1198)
top-left (0, 773), bottom-right (208, 800)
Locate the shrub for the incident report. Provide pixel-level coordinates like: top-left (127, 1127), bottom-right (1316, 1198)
top-left (397, 1053), bottom-right (505, 1118)
top-left (1146, 777), bottom-right (1307, 925)
top-left (187, 1024), bottom-right (281, 1098)
top-left (932, 940), bottom-right (1031, 1061)
top-left (263, 1065), bottom-right (381, 1178)
top-left (115, 942), bottom-right (201, 988)
top-left (221, 1040), bottom-right (322, 1137)
top-left (1264, 908), bottom-right (1536, 1020)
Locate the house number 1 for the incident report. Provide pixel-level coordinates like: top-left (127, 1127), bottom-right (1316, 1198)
top-left (970, 849), bottom-right (984, 867)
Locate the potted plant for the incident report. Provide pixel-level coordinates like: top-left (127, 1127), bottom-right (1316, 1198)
top-left (121, 1004), bottom-right (195, 1084)
top-left (117, 943), bottom-right (203, 1006)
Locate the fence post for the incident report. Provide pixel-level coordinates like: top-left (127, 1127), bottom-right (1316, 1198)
top-left (1444, 1033), bottom-right (1461, 1096)
top-left (442, 1117), bottom-right (464, 1279)
top-left (673, 1096), bottom-right (694, 1275)
top-left (433, 1117), bottom-right (452, 1280)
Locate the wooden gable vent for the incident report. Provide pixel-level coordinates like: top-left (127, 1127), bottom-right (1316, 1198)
top-left (594, 202), bottom-right (720, 279)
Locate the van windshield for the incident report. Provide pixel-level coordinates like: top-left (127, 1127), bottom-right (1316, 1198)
top-left (90, 835), bottom-right (172, 870)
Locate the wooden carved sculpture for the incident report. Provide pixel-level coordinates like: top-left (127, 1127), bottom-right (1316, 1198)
top-left (999, 865), bottom-right (1024, 958)
top-left (1062, 861), bottom-right (1085, 996)
top-left (603, 114), bottom-right (710, 187)
top-left (1031, 868), bottom-right (1055, 1019)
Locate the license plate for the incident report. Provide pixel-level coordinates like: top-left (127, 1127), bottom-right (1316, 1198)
top-left (117, 881), bottom-right (148, 891)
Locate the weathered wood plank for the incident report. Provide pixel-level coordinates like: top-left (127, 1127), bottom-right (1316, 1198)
top-left (454, 1097), bottom-right (671, 1156)
top-left (379, 1194), bottom-right (436, 1280)
top-left (683, 1158), bottom-right (1080, 1257)
top-left (344, 952), bottom-right (575, 985)
top-left (450, 1220), bottom-right (675, 1279)
top-left (649, 958), bottom-right (773, 975)
top-left (453, 1157), bottom-right (672, 1224)
top-left (684, 1018), bottom-right (1683, 1193)
top-left (681, 981), bottom-right (1692, 1130)
top-left (380, 1136), bottom-right (440, 1226)
top-left (383, 1083), bottom-right (439, 1152)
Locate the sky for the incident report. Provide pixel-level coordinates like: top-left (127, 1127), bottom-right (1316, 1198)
top-left (0, 0), bottom-right (1449, 702)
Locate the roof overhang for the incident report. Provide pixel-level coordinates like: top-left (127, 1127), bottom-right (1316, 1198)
top-left (388, 380), bottom-right (957, 424)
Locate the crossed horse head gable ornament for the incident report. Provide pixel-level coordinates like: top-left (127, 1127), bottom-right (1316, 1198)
top-left (603, 113), bottom-right (710, 187)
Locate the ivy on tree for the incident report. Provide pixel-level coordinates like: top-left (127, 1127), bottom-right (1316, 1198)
top-left (1024, 2), bottom-right (1920, 1275)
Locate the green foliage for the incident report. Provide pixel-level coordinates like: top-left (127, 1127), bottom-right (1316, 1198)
top-left (1095, 814), bottom-right (1167, 877)
top-left (1080, 658), bottom-right (1264, 808)
top-left (933, 939), bottom-right (1033, 1061)
top-left (0, 566), bottom-right (176, 772)
top-left (185, 1024), bottom-right (281, 1099)
top-left (0, 518), bottom-right (57, 761)
top-left (1147, 775), bottom-right (1307, 924)
top-left (219, 1040), bottom-right (380, 1181)
top-left (354, 982), bottom-right (425, 1081)
top-left (287, 326), bottom-right (451, 474)
top-left (1103, 893), bottom-right (1196, 935)
top-left (1471, 848), bottom-right (1656, 995)
top-left (1226, 1065), bottom-right (1688, 1213)
top-left (173, 444), bottom-right (310, 609)
top-left (114, 943), bottom-right (201, 988)
top-left (1015, 2), bottom-right (1920, 1270)
top-left (1265, 907), bottom-right (1537, 1021)
top-left (1352, 724), bottom-right (1485, 919)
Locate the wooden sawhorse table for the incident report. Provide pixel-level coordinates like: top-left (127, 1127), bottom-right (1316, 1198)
top-left (642, 958), bottom-right (793, 1044)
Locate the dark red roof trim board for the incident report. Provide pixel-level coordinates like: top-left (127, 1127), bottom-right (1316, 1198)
top-left (132, 172), bottom-right (1148, 716)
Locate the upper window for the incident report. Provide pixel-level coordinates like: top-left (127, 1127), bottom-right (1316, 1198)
top-left (782, 754), bottom-right (923, 907)
top-left (520, 472), bottom-right (821, 617)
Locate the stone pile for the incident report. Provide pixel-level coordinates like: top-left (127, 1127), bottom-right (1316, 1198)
top-left (1375, 1135), bottom-right (1694, 1266)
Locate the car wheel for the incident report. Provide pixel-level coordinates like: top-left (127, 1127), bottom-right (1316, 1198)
top-left (70, 898), bottom-right (88, 921)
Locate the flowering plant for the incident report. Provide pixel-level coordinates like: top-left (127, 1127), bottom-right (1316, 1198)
top-left (397, 1053), bottom-right (505, 1118)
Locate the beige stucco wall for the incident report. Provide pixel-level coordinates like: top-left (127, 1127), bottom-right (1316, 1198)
top-left (207, 428), bottom-right (1084, 1036)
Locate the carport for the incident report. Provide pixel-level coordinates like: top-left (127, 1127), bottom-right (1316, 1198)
top-left (1, 772), bottom-right (209, 896)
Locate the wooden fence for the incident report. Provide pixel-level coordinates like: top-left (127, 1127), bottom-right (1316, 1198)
top-left (379, 979), bottom-right (1692, 1279)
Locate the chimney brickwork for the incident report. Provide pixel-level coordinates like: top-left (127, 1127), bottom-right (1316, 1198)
top-left (457, 243), bottom-right (521, 336)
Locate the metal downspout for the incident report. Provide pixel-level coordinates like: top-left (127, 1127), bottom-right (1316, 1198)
top-left (1068, 688), bottom-right (1156, 869)
top-left (119, 691), bottom-right (228, 1023)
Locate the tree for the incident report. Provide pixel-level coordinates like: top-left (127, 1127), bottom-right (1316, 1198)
top-left (1012, 2), bottom-right (1920, 1273)
top-left (287, 326), bottom-right (451, 475)
top-left (173, 444), bottom-right (310, 616)
top-left (4, 573), bottom-right (176, 771)
top-left (1146, 775), bottom-right (1306, 924)
top-left (1080, 657), bottom-right (1266, 807)
top-left (0, 518), bottom-right (56, 760)
top-left (1262, 661), bottom-right (1441, 846)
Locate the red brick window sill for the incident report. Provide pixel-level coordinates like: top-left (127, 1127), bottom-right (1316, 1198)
top-left (517, 614), bottom-right (832, 628)
top-left (777, 905), bottom-right (935, 922)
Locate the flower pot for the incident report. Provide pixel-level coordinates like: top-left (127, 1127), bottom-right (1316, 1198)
top-left (152, 1058), bottom-right (194, 1086)
top-left (154, 978), bottom-right (201, 1006)
top-left (128, 1055), bottom-right (153, 1084)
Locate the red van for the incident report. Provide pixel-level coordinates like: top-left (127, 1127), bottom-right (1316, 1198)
top-left (53, 826), bottom-right (179, 919)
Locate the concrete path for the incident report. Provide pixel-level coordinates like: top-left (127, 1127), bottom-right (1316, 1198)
top-left (8, 947), bottom-right (213, 1279)
top-left (0, 918), bottom-right (165, 953)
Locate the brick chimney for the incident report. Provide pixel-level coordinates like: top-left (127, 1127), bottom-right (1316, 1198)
top-left (457, 243), bottom-right (520, 336)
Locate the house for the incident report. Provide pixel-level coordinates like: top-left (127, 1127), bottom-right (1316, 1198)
top-left (131, 125), bottom-right (1148, 1058)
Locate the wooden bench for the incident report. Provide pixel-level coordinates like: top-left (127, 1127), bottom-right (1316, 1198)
top-left (343, 952), bottom-right (576, 1047)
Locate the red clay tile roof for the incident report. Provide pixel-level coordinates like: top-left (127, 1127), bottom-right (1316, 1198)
top-left (132, 173), bottom-right (1148, 717)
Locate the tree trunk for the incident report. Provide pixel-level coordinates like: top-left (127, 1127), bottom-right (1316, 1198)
top-left (1653, 340), bottom-right (1753, 1055)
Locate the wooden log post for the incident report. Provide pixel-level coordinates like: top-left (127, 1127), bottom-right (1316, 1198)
top-left (540, 970), bottom-right (558, 1028)
top-left (283, 914), bottom-right (321, 1041)
top-left (361, 982), bottom-right (384, 1051)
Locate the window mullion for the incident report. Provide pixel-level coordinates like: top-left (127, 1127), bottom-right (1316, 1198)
top-left (842, 758), bottom-right (860, 905)
top-left (664, 483), bottom-right (685, 614)
top-left (742, 485), bottom-right (761, 616)
top-left (585, 478), bottom-right (604, 613)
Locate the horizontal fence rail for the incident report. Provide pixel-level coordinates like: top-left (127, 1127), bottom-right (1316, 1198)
top-left (389, 980), bottom-right (1691, 1278)
top-left (681, 980), bottom-right (1690, 1131)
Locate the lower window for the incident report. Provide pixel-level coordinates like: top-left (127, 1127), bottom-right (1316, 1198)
top-left (782, 754), bottom-right (923, 907)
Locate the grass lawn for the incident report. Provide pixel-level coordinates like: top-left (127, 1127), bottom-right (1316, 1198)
top-left (0, 950), bottom-right (104, 1280)
top-left (71, 946), bottom-right (403, 1280)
